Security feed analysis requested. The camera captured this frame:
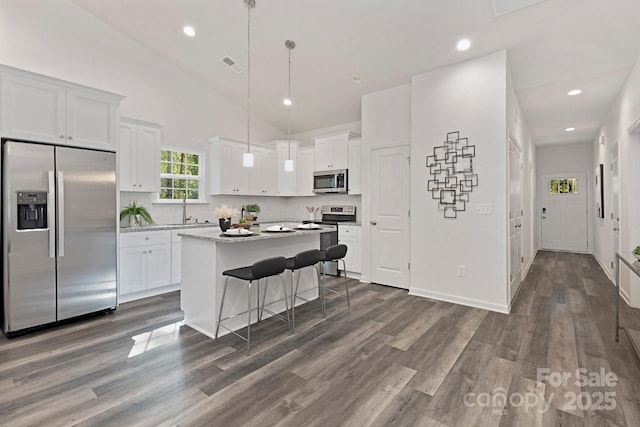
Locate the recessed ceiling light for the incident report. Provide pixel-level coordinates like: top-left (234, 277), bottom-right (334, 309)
top-left (456, 39), bottom-right (471, 51)
top-left (283, 98), bottom-right (292, 106)
top-left (183, 26), bottom-right (196, 37)
top-left (568, 89), bottom-right (582, 96)
top-left (565, 127), bottom-right (576, 132)
top-left (351, 75), bottom-right (362, 84)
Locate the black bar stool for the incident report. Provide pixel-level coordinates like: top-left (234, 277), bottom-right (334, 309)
top-left (285, 249), bottom-right (322, 333)
top-left (215, 256), bottom-right (289, 353)
top-left (319, 244), bottom-right (350, 313)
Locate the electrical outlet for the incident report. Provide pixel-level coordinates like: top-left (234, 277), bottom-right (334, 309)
top-left (456, 265), bottom-right (465, 277)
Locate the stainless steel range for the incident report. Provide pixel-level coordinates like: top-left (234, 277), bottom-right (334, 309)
top-left (317, 205), bottom-right (356, 276)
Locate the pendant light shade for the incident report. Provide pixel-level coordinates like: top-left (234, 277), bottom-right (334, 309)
top-left (284, 39), bottom-right (295, 172)
top-left (243, 152), bottom-right (254, 167)
top-left (243, 0), bottom-right (255, 168)
top-left (284, 159), bottom-right (294, 172)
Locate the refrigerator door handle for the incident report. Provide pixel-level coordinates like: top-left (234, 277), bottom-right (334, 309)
top-left (48, 170), bottom-right (56, 258)
top-left (57, 170), bottom-right (65, 257)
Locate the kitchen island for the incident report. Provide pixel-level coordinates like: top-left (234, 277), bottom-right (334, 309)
top-left (178, 225), bottom-right (333, 339)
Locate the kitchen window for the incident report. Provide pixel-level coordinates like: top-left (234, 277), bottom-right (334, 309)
top-left (158, 147), bottom-right (204, 201)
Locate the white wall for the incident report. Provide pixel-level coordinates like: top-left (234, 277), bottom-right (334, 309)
top-left (409, 51), bottom-right (509, 313)
top-left (536, 143), bottom-right (593, 253)
top-left (360, 84), bottom-right (412, 283)
top-left (592, 48), bottom-right (640, 307)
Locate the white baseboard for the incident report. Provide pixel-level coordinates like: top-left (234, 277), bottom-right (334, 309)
top-left (408, 288), bottom-right (509, 314)
top-left (358, 275), bottom-right (371, 284)
top-left (593, 252), bottom-right (614, 284)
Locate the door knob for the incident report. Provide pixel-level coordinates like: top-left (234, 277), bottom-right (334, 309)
top-left (370, 220), bottom-right (377, 225)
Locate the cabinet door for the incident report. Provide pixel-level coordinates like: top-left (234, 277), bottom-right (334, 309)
top-left (118, 122), bottom-right (137, 191)
top-left (1, 73), bottom-right (66, 143)
top-left (333, 141), bottom-right (348, 170)
top-left (297, 147), bottom-right (315, 196)
top-left (315, 139), bottom-right (333, 170)
top-left (339, 226), bottom-right (361, 273)
top-left (219, 142), bottom-right (250, 195)
top-left (66, 88), bottom-right (118, 149)
top-left (120, 246), bottom-right (147, 295)
top-left (348, 139), bottom-right (362, 195)
top-left (171, 242), bottom-right (181, 284)
top-left (146, 243), bottom-right (172, 289)
top-left (136, 125), bottom-right (161, 192)
top-left (251, 148), bottom-right (277, 195)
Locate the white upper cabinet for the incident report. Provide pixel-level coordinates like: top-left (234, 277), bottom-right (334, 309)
top-left (348, 138), bottom-right (362, 195)
top-left (213, 138), bottom-right (250, 195)
top-left (119, 118), bottom-right (161, 192)
top-left (0, 66), bottom-right (123, 150)
top-left (201, 137), bottom-right (266, 196)
top-left (276, 140), bottom-right (299, 196)
top-left (314, 131), bottom-right (359, 171)
top-left (65, 88), bottom-right (119, 149)
top-left (250, 147), bottom-right (277, 196)
top-left (296, 146), bottom-right (315, 196)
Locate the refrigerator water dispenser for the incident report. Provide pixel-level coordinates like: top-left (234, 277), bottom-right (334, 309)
top-left (17, 191), bottom-right (47, 230)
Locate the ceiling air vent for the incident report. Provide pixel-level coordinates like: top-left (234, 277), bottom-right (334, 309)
top-left (492, 0), bottom-right (548, 17)
top-left (221, 56), bottom-right (246, 74)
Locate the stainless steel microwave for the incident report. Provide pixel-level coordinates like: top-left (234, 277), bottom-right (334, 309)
top-left (313, 169), bottom-right (348, 193)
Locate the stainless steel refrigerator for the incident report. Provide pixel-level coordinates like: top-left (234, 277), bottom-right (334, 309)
top-left (2, 140), bottom-right (117, 335)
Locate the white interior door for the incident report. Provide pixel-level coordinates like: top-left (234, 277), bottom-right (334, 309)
top-left (541, 172), bottom-right (588, 252)
top-left (611, 144), bottom-right (620, 271)
top-left (370, 145), bottom-right (410, 288)
top-left (509, 140), bottom-right (522, 300)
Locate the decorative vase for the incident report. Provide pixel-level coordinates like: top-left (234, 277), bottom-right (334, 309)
top-left (219, 217), bottom-right (231, 232)
top-left (308, 212), bottom-right (315, 222)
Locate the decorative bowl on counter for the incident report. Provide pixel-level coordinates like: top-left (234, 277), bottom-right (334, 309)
top-left (233, 222), bottom-right (252, 230)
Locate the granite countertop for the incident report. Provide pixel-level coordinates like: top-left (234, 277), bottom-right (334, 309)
top-left (179, 223), bottom-right (335, 244)
top-left (120, 223), bottom-right (219, 233)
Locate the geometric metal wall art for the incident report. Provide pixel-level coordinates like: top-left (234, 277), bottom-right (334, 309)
top-left (426, 131), bottom-right (477, 219)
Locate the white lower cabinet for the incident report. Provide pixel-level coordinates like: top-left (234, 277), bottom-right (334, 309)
top-left (120, 230), bottom-right (172, 296)
top-left (338, 225), bottom-right (361, 274)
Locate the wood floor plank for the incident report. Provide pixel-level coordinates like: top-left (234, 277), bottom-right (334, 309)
top-left (546, 302), bottom-right (583, 418)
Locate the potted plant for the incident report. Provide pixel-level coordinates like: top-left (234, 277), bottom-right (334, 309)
top-left (634, 246), bottom-right (640, 261)
top-left (120, 201), bottom-right (154, 227)
top-left (213, 204), bottom-right (240, 232)
top-left (245, 203), bottom-right (260, 221)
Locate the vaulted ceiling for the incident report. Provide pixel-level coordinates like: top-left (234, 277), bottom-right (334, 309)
top-left (71, 0), bottom-right (640, 145)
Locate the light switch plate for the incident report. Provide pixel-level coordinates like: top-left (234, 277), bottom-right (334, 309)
top-left (475, 203), bottom-right (492, 215)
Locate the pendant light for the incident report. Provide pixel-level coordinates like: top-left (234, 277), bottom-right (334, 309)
top-left (242, 0), bottom-right (255, 168)
top-left (284, 39), bottom-right (296, 172)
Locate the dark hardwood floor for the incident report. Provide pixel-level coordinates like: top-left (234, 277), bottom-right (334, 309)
top-left (2, 251), bottom-right (640, 426)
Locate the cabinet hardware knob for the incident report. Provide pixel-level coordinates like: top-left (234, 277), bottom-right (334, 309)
top-left (370, 220), bottom-right (377, 225)
top-left (68, 136), bottom-right (73, 140)
top-left (145, 237), bottom-right (149, 240)
top-left (143, 250), bottom-right (146, 254)
top-left (149, 250), bottom-right (152, 253)
top-left (59, 135), bottom-right (64, 139)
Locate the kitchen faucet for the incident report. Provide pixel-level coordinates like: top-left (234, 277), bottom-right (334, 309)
top-left (182, 191), bottom-right (192, 224)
